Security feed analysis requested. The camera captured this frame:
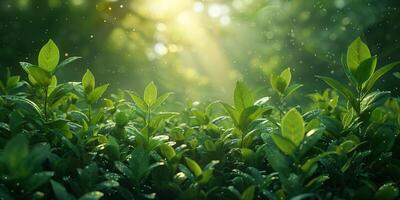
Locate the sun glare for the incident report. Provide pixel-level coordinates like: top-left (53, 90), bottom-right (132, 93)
top-left (126, 0), bottom-right (235, 99)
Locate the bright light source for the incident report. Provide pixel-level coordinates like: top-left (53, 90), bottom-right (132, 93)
top-left (208, 4), bottom-right (229, 18)
top-left (154, 42), bottom-right (168, 56)
top-left (193, 1), bottom-right (204, 13)
top-left (208, 4), bottom-right (222, 18)
top-left (220, 15), bottom-right (231, 26)
top-left (177, 12), bottom-right (193, 26)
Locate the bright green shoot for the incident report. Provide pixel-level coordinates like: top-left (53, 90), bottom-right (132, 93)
top-left (318, 37), bottom-right (400, 114)
top-left (19, 39), bottom-right (80, 120)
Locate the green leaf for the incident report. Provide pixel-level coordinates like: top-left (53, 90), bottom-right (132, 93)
top-left (3, 134), bottom-right (29, 171)
top-left (144, 81), bottom-right (157, 107)
top-left (152, 92), bottom-right (172, 108)
top-left (364, 61), bottom-right (400, 93)
top-left (298, 128), bottom-right (324, 158)
top-left (346, 37), bottom-right (371, 74)
top-left (241, 185), bottom-right (255, 200)
top-left (185, 157), bottom-right (202, 177)
top-left (394, 72), bottom-right (400, 79)
top-left (105, 136), bottom-right (120, 161)
top-left (221, 102), bottom-right (239, 126)
top-left (20, 62), bottom-right (35, 71)
top-left (263, 137), bottom-right (291, 176)
top-left (82, 69), bottom-right (95, 93)
top-left (239, 106), bottom-right (263, 130)
top-left (316, 76), bottom-right (358, 111)
top-left (38, 39), bottom-right (60, 72)
top-left (242, 130), bottom-right (258, 148)
top-left (47, 76), bottom-right (58, 96)
top-left (281, 108), bottom-right (305, 146)
top-left (26, 66), bottom-right (52, 86)
top-left (354, 56), bottom-right (377, 85)
top-left (50, 180), bottom-right (74, 200)
top-left (305, 175), bottom-right (330, 190)
top-left (234, 81), bottom-right (254, 112)
top-left (280, 67), bottom-right (291, 87)
top-left (271, 134), bottom-right (297, 156)
top-left (270, 74), bottom-right (287, 95)
top-left (283, 83), bottom-right (303, 100)
top-left (79, 191), bottom-right (104, 200)
top-left (301, 152), bottom-right (336, 172)
top-left (6, 76), bottom-right (20, 89)
top-left (114, 161), bottom-right (134, 179)
top-left (56, 56), bottom-right (81, 72)
top-left (160, 143), bottom-right (176, 160)
top-left (87, 84), bottom-right (109, 104)
top-left (336, 140), bottom-right (357, 154)
top-left (375, 183), bottom-right (399, 200)
top-left (127, 91), bottom-right (148, 111)
top-left (24, 171), bottom-right (54, 193)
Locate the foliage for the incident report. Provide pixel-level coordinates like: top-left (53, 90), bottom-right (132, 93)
top-left (0, 38), bottom-right (400, 200)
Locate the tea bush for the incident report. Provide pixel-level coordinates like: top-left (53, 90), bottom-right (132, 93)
top-left (0, 38), bottom-right (400, 200)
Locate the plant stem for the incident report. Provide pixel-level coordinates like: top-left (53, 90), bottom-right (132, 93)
top-left (147, 108), bottom-right (151, 140)
top-left (88, 104), bottom-right (92, 124)
top-left (44, 86), bottom-right (48, 120)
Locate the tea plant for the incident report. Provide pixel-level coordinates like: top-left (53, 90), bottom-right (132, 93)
top-left (0, 37), bottom-right (399, 200)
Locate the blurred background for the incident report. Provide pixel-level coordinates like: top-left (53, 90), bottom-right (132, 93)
top-left (1, 0), bottom-right (399, 103)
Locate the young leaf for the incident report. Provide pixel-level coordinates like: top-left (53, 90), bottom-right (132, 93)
top-left (283, 83), bottom-right (303, 100)
top-left (82, 69), bottom-right (95, 93)
top-left (185, 157), bottom-right (202, 177)
top-left (56, 56), bottom-right (81, 72)
top-left (38, 39), bottom-right (60, 72)
top-left (241, 185), bottom-right (256, 200)
top-left (6, 76), bottom-right (20, 89)
top-left (280, 67), bottom-right (291, 87)
top-left (152, 92), bottom-right (172, 109)
top-left (346, 37), bottom-right (371, 74)
top-left (281, 108), bottom-right (305, 146)
top-left (316, 76), bottom-right (358, 111)
top-left (48, 76), bottom-right (58, 96)
top-left (160, 143), bottom-right (176, 160)
top-left (270, 74), bottom-right (287, 95)
top-left (87, 84), bottom-right (109, 104)
top-left (239, 106), bottom-right (263, 130)
top-left (128, 91), bottom-right (148, 111)
top-left (50, 180), bottom-right (74, 200)
top-left (364, 61), bottom-right (400, 93)
top-left (221, 102), bottom-right (239, 126)
top-left (144, 81), bottom-right (157, 107)
top-left (354, 56), bottom-right (377, 85)
top-left (271, 134), bottom-right (297, 156)
top-left (26, 66), bottom-right (52, 86)
top-left (234, 81), bottom-right (254, 112)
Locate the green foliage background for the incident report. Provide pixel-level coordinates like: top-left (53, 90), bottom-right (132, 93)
top-left (1, 0), bottom-right (399, 101)
top-left (1, 1), bottom-right (400, 199)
